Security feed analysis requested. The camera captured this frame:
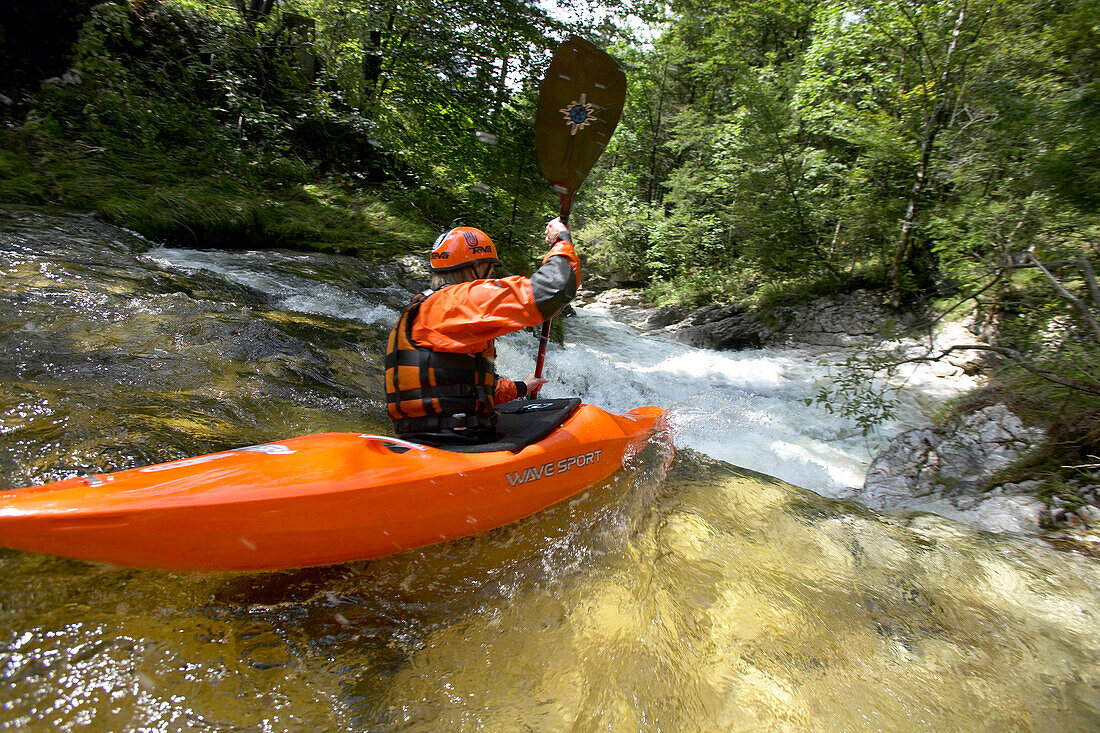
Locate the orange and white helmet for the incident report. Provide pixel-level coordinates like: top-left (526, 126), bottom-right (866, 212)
top-left (429, 227), bottom-right (501, 272)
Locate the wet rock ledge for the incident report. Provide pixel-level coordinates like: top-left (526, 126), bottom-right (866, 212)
top-left (575, 287), bottom-right (927, 350)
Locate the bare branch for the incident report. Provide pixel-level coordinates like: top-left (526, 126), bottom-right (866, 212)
top-left (1026, 249), bottom-right (1100, 344)
top-left (1004, 258), bottom-right (1080, 269)
top-left (902, 344), bottom-right (1100, 397)
top-left (1079, 258), bottom-right (1100, 311)
top-left (928, 267), bottom-right (1005, 329)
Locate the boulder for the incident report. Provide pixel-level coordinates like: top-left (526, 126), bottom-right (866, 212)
top-left (580, 288), bottom-right (652, 325)
top-left (636, 289), bottom-right (926, 351)
top-left (642, 305), bottom-right (690, 330)
top-left (664, 304), bottom-right (770, 350)
top-left (857, 405), bottom-right (1048, 534)
top-left (768, 290), bottom-right (921, 347)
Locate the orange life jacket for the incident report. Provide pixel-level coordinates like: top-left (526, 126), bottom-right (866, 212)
top-left (385, 289), bottom-right (498, 437)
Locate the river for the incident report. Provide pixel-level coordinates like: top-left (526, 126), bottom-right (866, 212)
top-left (1, 206), bottom-right (1098, 731)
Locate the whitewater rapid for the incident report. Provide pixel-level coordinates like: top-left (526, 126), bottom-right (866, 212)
top-left (143, 246), bottom-right (978, 498)
top-left (503, 303), bottom-right (979, 497)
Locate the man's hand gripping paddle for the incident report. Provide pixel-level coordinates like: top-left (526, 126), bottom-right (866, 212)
top-left (529, 36), bottom-right (626, 398)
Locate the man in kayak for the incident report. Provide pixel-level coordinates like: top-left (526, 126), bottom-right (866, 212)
top-left (385, 218), bottom-right (579, 445)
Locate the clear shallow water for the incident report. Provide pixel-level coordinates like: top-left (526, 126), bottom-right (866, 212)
top-left (1, 206), bottom-right (1098, 731)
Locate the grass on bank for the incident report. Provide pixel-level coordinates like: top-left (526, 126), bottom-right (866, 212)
top-left (0, 132), bottom-right (436, 258)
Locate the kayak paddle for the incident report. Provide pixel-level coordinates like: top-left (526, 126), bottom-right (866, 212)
top-left (529, 36), bottom-right (626, 397)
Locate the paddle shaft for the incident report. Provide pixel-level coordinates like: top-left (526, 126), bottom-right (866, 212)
top-left (529, 193), bottom-right (572, 398)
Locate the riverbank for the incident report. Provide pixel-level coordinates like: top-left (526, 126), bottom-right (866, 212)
top-left (0, 130), bottom-right (439, 257)
top-left (0, 0), bottom-right (544, 272)
top-left (577, 286), bottom-right (1100, 550)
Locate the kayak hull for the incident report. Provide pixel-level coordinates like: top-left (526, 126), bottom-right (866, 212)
top-left (0, 404), bottom-right (666, 571)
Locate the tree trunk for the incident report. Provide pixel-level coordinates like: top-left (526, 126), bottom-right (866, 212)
top-left (889, 0), bottom-right (969, 294)
top-left (362, 29), bottom-right (383, 102)
top-left (495, 55), bottom-right (510, 119)
top-left (890, 120), bottom-right (939, 291)
top-left (235, 0), bottom-right (276, 28)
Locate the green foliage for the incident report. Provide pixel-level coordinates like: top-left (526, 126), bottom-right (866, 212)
top-left (2, 0), bottom-right (571, 265)
top-left (1037, 0), bottom-right (1100, 212)
top-left (574, 168), bottom-right (660, 281)
top-left (809, 352), bottom-right (903, 436)
top-left (580, 0), bottom-right (1098, 311)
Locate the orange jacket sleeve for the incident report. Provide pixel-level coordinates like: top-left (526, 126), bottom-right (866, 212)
top-left (411, 275), bottom-right (545, 353)
top-left (411, 240), bottom-right (580, 353)
top-left (495, 378), bottom-right (519, 404)
top-left (543, 238), bottom-right (581, 285)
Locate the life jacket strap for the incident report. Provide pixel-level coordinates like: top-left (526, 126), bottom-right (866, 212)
top-left (392, 412), bottom-right (497, 435)
top-left (386, 384), bottom-right (488, 403)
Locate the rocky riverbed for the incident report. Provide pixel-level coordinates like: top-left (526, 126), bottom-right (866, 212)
top-left (576, 287), bottom-right (1100, 549)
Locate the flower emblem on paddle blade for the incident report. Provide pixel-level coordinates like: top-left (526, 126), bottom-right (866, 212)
top-left (560, 93), bottom-right (598, 136)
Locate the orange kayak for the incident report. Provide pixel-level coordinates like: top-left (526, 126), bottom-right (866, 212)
top-left (0, 401), bottom-right (666, 572)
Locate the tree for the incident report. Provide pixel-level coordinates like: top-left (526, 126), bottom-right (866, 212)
top-left (797, 0), bottom-right (1001, 295)
top-left (581, 0), bottom-right (832, 293)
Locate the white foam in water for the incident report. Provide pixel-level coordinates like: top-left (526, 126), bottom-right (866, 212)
top-left (143, 248), bottom-right (399, 326)
top-left (496, 307), bottom-right (976, 497)
top-left (279, 293), bottom-right (397, 326)
top-left (143, 246), bottom-right (975, 497)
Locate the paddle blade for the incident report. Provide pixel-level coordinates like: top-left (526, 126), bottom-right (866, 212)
top-left (535, 37), bottom-right (626, 198)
